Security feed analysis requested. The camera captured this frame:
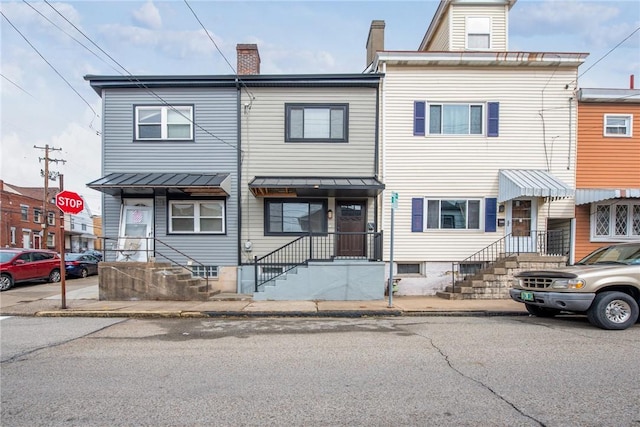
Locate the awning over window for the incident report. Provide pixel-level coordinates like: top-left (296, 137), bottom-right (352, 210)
top-left (498, 169), bottom-right (573, 203)
top-left (249, 176), bottom-right (384, 198)
top-left (87, 172), bottom-right (231, 197)
top-left (575, 188), bottom-right (640, 205)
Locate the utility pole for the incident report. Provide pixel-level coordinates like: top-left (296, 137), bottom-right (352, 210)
top-left (34, 144), bottom-right (65, 251)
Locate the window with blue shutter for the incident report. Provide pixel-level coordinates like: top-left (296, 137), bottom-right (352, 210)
top-left (414, 101), bottom-right (425, 136)
top-left (487, 102), bottom-right (499, 137)
top-left (485, 197), bottom-right (497, 232)
top-left (412, 198), bottom-right (424, 232)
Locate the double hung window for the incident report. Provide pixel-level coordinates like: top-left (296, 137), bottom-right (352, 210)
top-left (47, 212), bottom-right (55, 226)
top-left (285, 104), bottom-right (348, 142)
top-left (135, 105), bottom-right (193, 141)
top-left (34, 208), bottom-right (42, 224)
top-left (593, 201), bottom-right (640, 240)
top-left (169, 200), bottom-right (225, 234)
top-left (20, 205), bottom-right (28, 221)
top-left (604, 115), bottom-right (632, 137)
top-left (426, 199), bottom-right (481, 229)
top-left (265, 200), bottom-right (327, 234)
top-left (466, 17), bottom-right (491, 49)
top-left (414, 102), bottom-right (498, 136)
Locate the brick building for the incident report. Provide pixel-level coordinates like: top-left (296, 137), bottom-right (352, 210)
top-left (0, 180), bottom-right (61, 252)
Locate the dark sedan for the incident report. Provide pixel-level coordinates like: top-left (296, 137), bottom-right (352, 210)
top-left (65, 253), bottom-right (99, 278)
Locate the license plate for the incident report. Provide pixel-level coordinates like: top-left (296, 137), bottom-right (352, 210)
top-left (520, 291), bottom-right (534, 302)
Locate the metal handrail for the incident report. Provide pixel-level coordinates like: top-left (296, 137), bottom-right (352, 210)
top-left (99, 236), bottom-right (211, 293)
top-left (450, 230), bottom-right (568, 292)
top-left (254, 231), bottom-right (383, 291)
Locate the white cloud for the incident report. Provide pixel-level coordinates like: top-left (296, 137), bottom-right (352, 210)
top-left (132, 1), bottom-right (162, 31)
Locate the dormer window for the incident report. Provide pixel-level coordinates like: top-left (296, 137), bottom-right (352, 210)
top-left (466, 17), bottom-right (491, 49)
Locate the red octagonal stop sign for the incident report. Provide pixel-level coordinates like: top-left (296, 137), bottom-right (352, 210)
top-left (55, 190), bottom-right (84, 214)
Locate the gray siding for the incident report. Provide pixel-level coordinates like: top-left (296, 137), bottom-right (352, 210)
top-left (100, 87), bottom-right (238, 266)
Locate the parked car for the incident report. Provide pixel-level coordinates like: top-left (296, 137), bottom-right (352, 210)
top-left (510, 242), bottom-right (640, 330)
top-left (65, 253), bottom-right (100, 278)
top-left (0, 248), bottom-right (62, 291)
top-left (83, 249), bottom-right (103, 261)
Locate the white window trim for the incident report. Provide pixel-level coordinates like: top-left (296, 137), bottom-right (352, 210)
top-left (428, 103), bottom-right (485, 136)
top-left (603, 114), bottom-right (632, 137)
top-left (47, 212), bottom-right (55, 226)
top-left (590, 200), bottom-right (640, 241)
top-left (135, 105), bottom-right (193, 141)
top-left (34, 208), bottom-right (42, 224)
top-left (10, 227), bottom-right (16, 244)
top-left (466, 16), bottom-right (491, 50)
top-left (424, 197), bottom-right (483, 231)
top-left (20, 205), bottom-right (28, 221)
top-left (169, 200), bottom-right (226, 234)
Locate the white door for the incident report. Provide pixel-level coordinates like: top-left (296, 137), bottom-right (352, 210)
top-left (22, 231), bottom-right (30, 248)
top-left (117, 199), bottom-right (154, 262)
top-left (506, 199), bottom-right (538, 253)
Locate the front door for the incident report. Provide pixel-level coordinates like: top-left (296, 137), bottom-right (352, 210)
top-left (336, 201), bottom-right (366, 257)
top-left (506, 199), bottom-right (537, 253)
top-left (117, 199), bottom-right (154, 262)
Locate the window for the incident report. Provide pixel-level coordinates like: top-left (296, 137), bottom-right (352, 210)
top-left (604, 114), bottom-right (632, 137)
top-left (135, 105), bottom-right (193, 141)
top-left (47, 233), bottom-right (55, 248)
top-left (430, 103), bottom-right (483, 135)
top-left (82, 223), bottom-right (87, 231)
top-left (285, 104), bottom-right (348, 142)
top-left (592, 201), bottom-right (640, 240)
top-left (47, 212), bottom-right (55, 226)
top-left (466, 17), bottom-right (491, 49)
top-left (34, 208), bottom-right (42, 223)
top-left (10, 227), bottom-right (16, 244)
top-left (169, 200), bottom-right (225, 234)
top-left (397, 263), bottom-right (421, 275)
top-left (191, 265), bottom-right (218, 278)
top-left (265, 199), bottom-right (327, 234)
top-left (21, 205), bottom-right (28, 221)
top-left (412, 198), bottom-right (481, 230)
top-left (70, 218), bottom-right (75, 230)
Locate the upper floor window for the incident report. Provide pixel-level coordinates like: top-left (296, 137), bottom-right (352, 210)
top-left (169, 200), bottom-right (225, 234)
top-left (265, 199), bottom-right (327, 235)
top-left (285, 104), bottom-right (348, 143)
top-left (34, 208), bottom-right (42, 223)
top-left (604, 114), bottom-right (632, 137)
top-left (135, 105), bottom-right (193, 141)
top-left (20, 205), bottom-right (28, 221)
top-left (47, 212), bottom-right (55, 226)
top-left (81, 223), bottom-right (87, 231)
top-left (592, 201), bottom-right (640, 240)
top-left (466, 17), bottom-right (491, 49)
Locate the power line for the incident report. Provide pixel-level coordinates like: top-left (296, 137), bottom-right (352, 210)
top-left (42, 0), bottom-right (241, 153)
top-left (0, 11), bottom-right (100, 119)
top-left (578, 26), bottom-right (640, 80)
top-left (0, 73), bottom-right (35, 98)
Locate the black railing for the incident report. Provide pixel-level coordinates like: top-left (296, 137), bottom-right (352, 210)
top-left (100, 236), bottom-right (211, 293)
top-left (451, 230), bottom-right (569, 292)
top-left (254, 232), bottom-right (383, 291)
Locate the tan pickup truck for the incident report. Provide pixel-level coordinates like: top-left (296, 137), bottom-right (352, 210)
top-left (510, 242), bottom-right (640, 330)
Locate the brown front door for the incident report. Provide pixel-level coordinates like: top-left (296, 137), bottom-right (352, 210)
top-left (336, 201), bottom-right (366, 257)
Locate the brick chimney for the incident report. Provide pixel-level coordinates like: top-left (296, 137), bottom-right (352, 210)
top-left (366, 20), bottom-right (385, 68)
top-left (236, 44), bottom-right (260, 75)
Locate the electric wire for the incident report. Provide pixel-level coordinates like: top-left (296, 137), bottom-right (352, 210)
top-left (0, 73), bottom-right (35, 98)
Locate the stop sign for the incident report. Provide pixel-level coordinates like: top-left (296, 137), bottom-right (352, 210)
top-left (55, 190), bottom-right (84, 214)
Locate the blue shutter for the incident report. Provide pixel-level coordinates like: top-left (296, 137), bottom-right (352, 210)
top-left (414, 101), bottom-right (425, 136)
top-left (487, 102), bottom-right (499, 137)
top-left (412, 198), bottom-right (424, 232)
top-left (485, 198), bottom-right (497, 232)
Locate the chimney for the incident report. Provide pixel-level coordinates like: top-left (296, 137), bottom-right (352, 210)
top-left (366, 20), bottom-right (385, 68)
top-left (631, 74), bottom-right (635, 90)
top-left (236, 44), bottom-right (260, 75)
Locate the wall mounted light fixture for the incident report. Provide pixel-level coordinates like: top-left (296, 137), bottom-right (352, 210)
top-left (327, 209), bottom-right (333, 220)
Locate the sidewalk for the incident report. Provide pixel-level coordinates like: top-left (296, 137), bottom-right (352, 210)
top-left (0, 285), bottom-right (528, 318)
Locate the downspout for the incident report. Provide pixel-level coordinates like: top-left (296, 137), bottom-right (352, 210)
top-left (380, 61), bottom-right (387, 237)
top-left (236, 77), bottom-right (243, 269)
top-left (374, 74), bottom-right (381, 230)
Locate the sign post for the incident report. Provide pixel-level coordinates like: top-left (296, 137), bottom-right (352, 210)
top-left (388, 192), bottom-right (398, 308)
top-left (55, 186), bottom-right (84, 309)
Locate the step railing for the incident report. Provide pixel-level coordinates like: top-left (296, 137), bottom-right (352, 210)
top-left (254, 231), bottom-right (383, 291)
top-left (450, 230), bottom-right (569, 293)
top-left (99, 236), bottom-right (211, 293)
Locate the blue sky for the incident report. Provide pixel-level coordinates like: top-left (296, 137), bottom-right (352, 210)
top-left (1, 0), bottom-right (639, 214)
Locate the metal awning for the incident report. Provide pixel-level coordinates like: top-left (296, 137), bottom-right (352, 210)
top-left (87, 172), bottom-right (231, 197)
top-left (249, 176), bottom-right (384, 197)
top-left (498, 170), bottom-right (574, 203)
top-left (575, 188), bottom-right (640, 205)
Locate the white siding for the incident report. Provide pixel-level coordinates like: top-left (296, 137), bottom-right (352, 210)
top-left (425, 9), bottom-right (451, 51)
top-left (379, 65), bottom-right (579, 261)
top-left (450, 5), bottom-right (508, 51)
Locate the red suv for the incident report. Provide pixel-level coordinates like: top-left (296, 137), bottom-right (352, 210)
top-left (0, 249), bottom-right (62, 291)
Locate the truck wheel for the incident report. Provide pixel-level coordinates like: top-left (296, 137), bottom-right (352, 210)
top-left (0, 273), bottom-right (14, 291)
top-left (525, 304), bottom-right (561, 317)
top-left (48, 269), bottom-right (61, 283)
top-left (587, 292), bottom-right (639, 330)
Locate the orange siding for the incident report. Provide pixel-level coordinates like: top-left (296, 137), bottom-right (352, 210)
top-left (576, 103), bottom-right (640, 187)
top-left (574, 205), bottom-right (603, 260)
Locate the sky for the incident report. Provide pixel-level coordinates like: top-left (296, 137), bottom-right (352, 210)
top-left (1, 0), bottom-right (639, 216)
